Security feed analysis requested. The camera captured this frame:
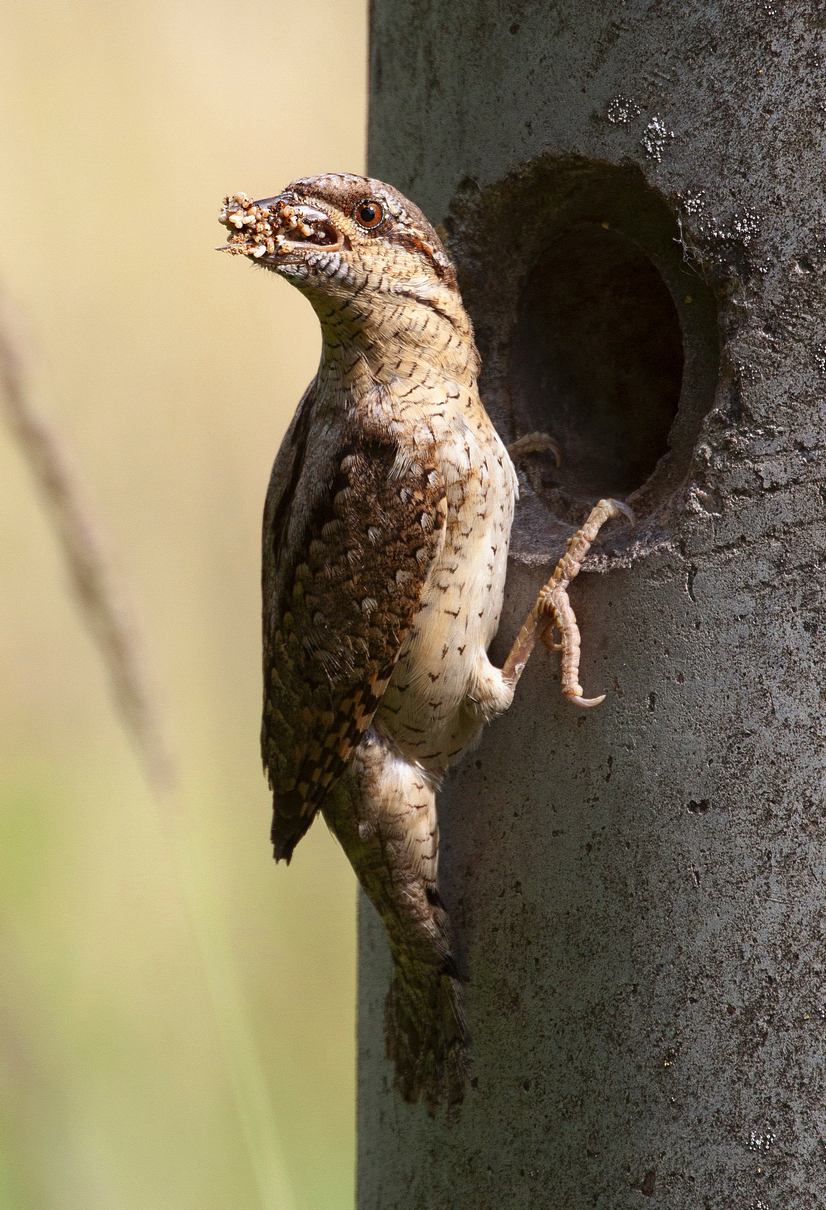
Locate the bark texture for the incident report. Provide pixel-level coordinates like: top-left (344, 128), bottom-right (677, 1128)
top-left (360, 2), bottom-right (826, 1206)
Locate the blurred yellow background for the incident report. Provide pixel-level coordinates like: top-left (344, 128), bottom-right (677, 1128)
top-left (0, 1), bottom-right (367, 1206)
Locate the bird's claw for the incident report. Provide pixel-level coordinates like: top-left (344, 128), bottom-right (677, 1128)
top-left (567, 692), bottom-right (606, 708)
top-left (506, 431), bottom-right (562, 468)
top-left (607, 498), bottom-right (636, 527)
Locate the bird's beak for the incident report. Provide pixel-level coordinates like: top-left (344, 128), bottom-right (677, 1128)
top-left (217, 192), bottom-right (342, 261)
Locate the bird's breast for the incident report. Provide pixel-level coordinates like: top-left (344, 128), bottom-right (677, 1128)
top-left (374, 409), bottom-right (517, 775)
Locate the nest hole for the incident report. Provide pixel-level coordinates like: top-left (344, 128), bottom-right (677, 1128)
top-left (447, 157), bottom-right (721, 533)
top-left (509, 224), bottom-right (684, 500)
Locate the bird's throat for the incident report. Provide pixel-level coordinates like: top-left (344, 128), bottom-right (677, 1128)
top-left (316, 296), bottom-right (479, 394)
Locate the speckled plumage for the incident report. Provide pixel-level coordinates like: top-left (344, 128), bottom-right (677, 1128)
top-left (219, 173), bottom-right (631, 1117)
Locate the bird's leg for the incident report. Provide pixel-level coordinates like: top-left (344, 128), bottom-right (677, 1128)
top-left (501, 498), bottom-right (635, 707)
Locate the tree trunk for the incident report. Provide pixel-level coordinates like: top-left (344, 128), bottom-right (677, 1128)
top-left (359, 3), bottom-right (826, 1205)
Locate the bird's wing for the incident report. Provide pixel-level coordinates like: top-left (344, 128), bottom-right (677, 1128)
top-left (261, 407), bottom-right (446, 862)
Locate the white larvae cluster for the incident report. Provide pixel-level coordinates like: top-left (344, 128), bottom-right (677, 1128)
top-left (218, 192), bottom-right (325, 258)
top-left (218, 192), bottom-right (283, 258)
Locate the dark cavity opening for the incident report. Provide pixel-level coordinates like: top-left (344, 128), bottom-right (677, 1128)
top-left (446, 158), bottom-right (720, 535)
top-left (510, 224), bottom-right (683, 500)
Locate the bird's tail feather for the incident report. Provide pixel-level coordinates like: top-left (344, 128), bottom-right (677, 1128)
top-left (322, 736), bottom-right (472, 1117)
top-left (384, 955), bottom-right (472, 1121)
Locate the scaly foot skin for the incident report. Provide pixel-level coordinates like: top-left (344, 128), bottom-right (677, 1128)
top-left (501, 498), bottom-right (635, 706)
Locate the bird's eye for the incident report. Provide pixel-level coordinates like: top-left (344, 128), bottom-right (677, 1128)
top-left (355, 200), bottom-right (384, 229)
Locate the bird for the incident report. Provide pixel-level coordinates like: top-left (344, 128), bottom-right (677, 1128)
top-left (218, 173), bottom-right (633, 1119)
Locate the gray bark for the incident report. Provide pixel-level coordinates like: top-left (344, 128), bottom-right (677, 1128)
top-left (359, 3), bottom-right (826, 1206)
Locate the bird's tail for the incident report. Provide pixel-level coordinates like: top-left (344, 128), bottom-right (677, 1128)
top-left (322, 732), bottom-right (472, 1118)
top-left (384, 951), bottom-right (472, 1121)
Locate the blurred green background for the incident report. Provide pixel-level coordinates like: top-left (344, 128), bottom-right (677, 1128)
top-left (0, 1), bottom-right (367, 1206)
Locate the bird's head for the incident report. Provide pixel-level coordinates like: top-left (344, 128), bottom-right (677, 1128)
top-left (218, 173), bottom-right (462, 332)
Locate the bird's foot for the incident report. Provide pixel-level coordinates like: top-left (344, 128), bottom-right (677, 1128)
top-left (538, 498), bottom-right (634, 706)
top-left (537, 584), bottom-right (605, 707)
top-left (506, 431), bottom-right (562, 467)
top-left (501, 498), bottom-right (634, 706)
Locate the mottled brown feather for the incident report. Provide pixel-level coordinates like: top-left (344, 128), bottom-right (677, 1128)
top-left (261, 431), bottom-right (446, 861)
